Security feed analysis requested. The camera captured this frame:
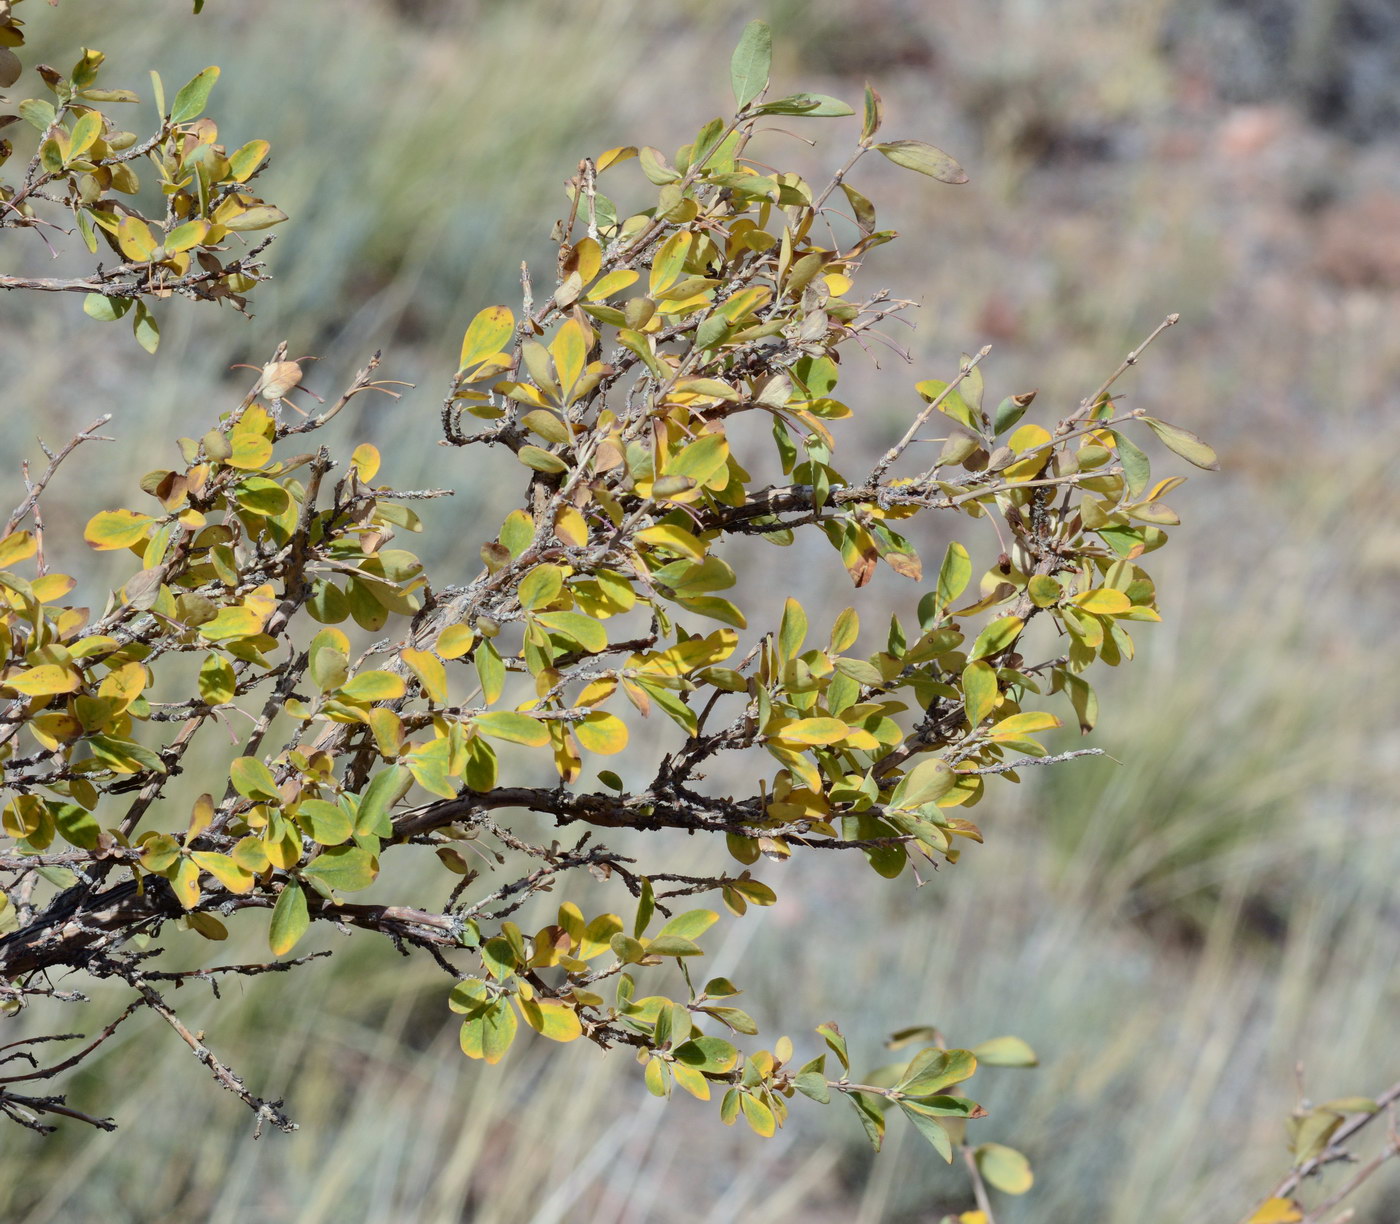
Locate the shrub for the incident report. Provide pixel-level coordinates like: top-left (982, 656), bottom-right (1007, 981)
top-left (1, 6), bottom-right (1236, 1215)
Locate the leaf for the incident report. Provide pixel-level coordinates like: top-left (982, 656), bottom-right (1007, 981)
top-left (730, 20), bottom-right (772, 109)
top-left (889, 757), bottom-right (955, 809)
top-left (970, 1035), bottom-right (1039, 1067)
top-left (473, 711), bottom-right (549, 747)
top-left (459, 305), bottom-right (514, 371)
top-left (1072, 589), bottom-right (1132, 616)
top-left (84, 508), bottom-right (153, 551)
top-left (402, 648), bottom-right (448, 704)
top-left (875, 140), bottom-right (968, 184)
top-left (294, 799), bottom-right (353, 846)
top-left (898, 1101), bottom-right (953, 1161)
top-left (518, 997), bottom-right (583, 1042)
top-left (189, 851), bottom-right (254, 895)
top-left (354, 765), bottom-right (411, 837)
top-left (1246, 1199), bottom-right (1303, 1224)
top-left (574, 711), bottom-right (628, 755)
top-left (1112, 429), bottom-right (1152, 498)
top-left (968, 615), bottom-right (1022, 661)
top-left (228, 138), bottom-right (271, 182)
top-left (1140, 416), bottom-right (1220, 470)
top-left (656, 909), bottom-right (718, 941)
top-left (935, 542), bottom-right (971, 612)
top-left (739, 1092), bottom-right (776, 1137)
top-left (229, 756), bottom-right (281, 802)
top-left (535, 610), bottom-right (607, 653)
top-left (778, 596), bottom-right (807, 661)
top-left (897, 1047), bottom-right (977, 1096)
top-left (975, 1143), bottom-right (1033, 1195)
top-left (339, 670), bottom-right (407, 702)
top-left (518, 445), bottom-right (568, 475)
top-left (170, 65), bottom-right (219, 123)
top-left (268, 882), bottom-right (309, 955)
top-left (301, 845), bottom-right (378, 893)
top-left (774, 717), bottom-right (849, 746)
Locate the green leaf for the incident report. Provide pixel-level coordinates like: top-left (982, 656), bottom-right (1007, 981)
top-left (294, 799), bottom-right (353, 847)
top-left (655, 909), bottom-right (718, 941)
top-left (889, 757), bottom-right (955, 810)
top-left (935, 541), bottom-right (971, 613)
top-left (1140, 416), bottom-right (1220, 470)
top-left (875, 140), bottom-right (968, 184)
top-left (473, 711), bottom-right (549, 747)
top-left (132, 302), bottom-right (160, 354)
top-left (1112, 429), bottom-right (1152, 498)
top-left (170, 65), bottom-right (219, 123)
top-left (229, 756), bottom-right (280, 802)
top-left (730, 20), bottom-right (772, 109)
top-left (83, 293), bottom-right (132, 323)
top-left (301, 845), bottom-right (378, 893)
top-left (845, 1091), bottom-right (885, 1150)
top-left (898, 1100), bottom-right (953, 1161)
top-left (976, 1143), bottom-right (1034, 1194)
top-left (354, 765), bottom-right (411, 837)
top-left (968, 615), bottom-right (1023, 661)
top-left (971, 1035), bottom-right (1039, 1067)
top-left (897, 1047), bottom-right (977, 1096)
top-left (268, 882), bottom-right (309, 955)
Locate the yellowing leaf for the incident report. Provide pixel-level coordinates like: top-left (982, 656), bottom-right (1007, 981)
top-left (1073, 588), bottom-right (1132, 615)
top-left (84, 509), bottom-right (154, 551)
top-left (402, 648), bottom-right (448, 704)
top-left (968, 615), bottom-right (1022, 661)
top-left (962, 660), bottom-right (998, 728)
top-left (0, 531), bottom-right (36, 568)
top-left (116, 215), bottom-right (157, 262)
top-left (990, 711), bottom-right (1061, 738)
top-left (459, 305), bottom-right (514, 371)
top-left (189, 851), bottom-right (255, 895)
top-left (268, 882), bottom-right (309, 955)
top-left (474, 711), bottom-right (550, 747)
top-left (574, 711), bottom-right (628, 755)
top-left (339, 670), bottom-right (407, 702)
top-left (1246, 1199), bottom-right (1303, 1224)
top-left (974, 1143), bottom-right (1033, 1195)
top-left (351, 442), bottom-right (381, 482)
top-left (773, 717), bottom-right (848, 746)
top-left (4, 664), bottom-right (81, 697)
top-left (1140, 416), bottom-right (1220, 470)
top-left (435, 623), bottom-right (475, 659)
top-left (517, 997), bottom-right (583, 1042)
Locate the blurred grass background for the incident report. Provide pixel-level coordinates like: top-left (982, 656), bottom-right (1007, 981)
top-left (2, 0), bottom-right (1399, 1220)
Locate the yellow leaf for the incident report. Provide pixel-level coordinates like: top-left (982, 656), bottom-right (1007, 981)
top-left (772, 717), bottom-right (849, 746)
top-left (351, 443), bottom-right (381, 482)
top-left (0, 531), bottom-right (37, 568)
top-left (4, 664), bottom-right (81, 697)
top-left (517, 997), bottom-right (583, 1042)
top-left (190, 851), bottom-right (255, 895)
top-left (84, 509), bottom-right (154, 551)
top-left (116, 215), bottom-right (156, 262)
top-left (1246, 1199), bottom-right (1303, 1224)
top-left (474, 711), bottom-right (550, 747)
top-left (554, 505), bottom-right (589, 548)
top-left (171, 857), bottom-right (202, 910)
top-left (459, 305), bottom-right (514, 371)
top-left (435, 623), bottom-right (475, 659)
top-left (551, 318), bottom-right (589, 401)
top-left (1073, 588), bottom-right (1132, 615)
top-left (574, 711), bottom-right (628, 755)
top-left (339, 670), bottom-right (407, 702)
top-left (402, 648), bottom-right (448, 704)
top-left (585, 268), bottom-right (639, 301)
